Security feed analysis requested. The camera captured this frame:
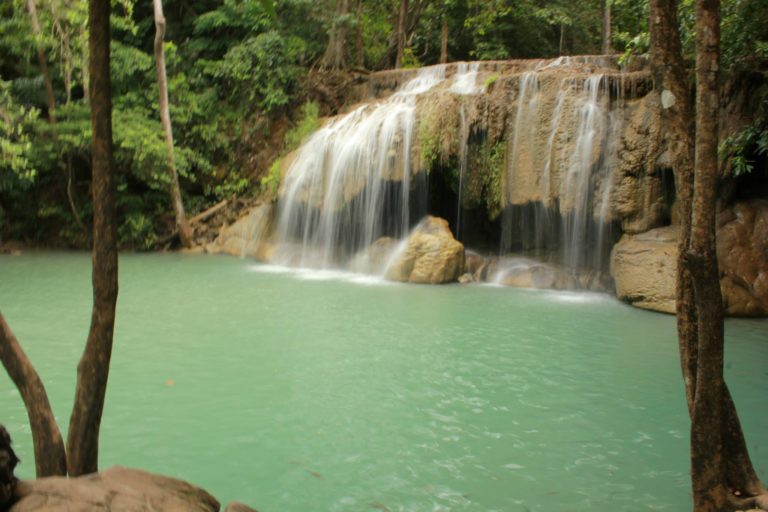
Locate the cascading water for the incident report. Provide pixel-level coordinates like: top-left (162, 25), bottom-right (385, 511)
top-left (273, 65), bottom-right (446, 268)
top-left (452, 62), bottom-right (484, 240)
top-left (261, 56), bottom-right (650, 288)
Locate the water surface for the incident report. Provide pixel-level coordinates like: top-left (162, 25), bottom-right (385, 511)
top-left (1, 253), bottom-right (766, 511)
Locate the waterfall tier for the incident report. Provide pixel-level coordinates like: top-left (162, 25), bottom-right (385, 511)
top-left (232, 56), bottom-right (666, 288)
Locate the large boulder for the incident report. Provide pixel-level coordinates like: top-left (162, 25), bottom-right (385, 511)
top-left (716, 200), bottom-right (768, 316)
top-left (610, 226), bottom-right (678, 314)
top-left (207, 203), bottom-right (273, 261)
top-left (11, 466), bottom-right (219, 512)
top-left (385, 216), bottom-right (465, 284)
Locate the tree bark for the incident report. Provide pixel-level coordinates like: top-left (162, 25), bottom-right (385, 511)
top-left (650, 0), bottom-right (766, 509)
top-left (439, 16), bottom-right (448, 64)
top-left (602, 0), bottom-right (612, 54)
top-left (153, 0), bottom-right (193, 248)
top-left (320, 0), bottom-right (349, 69)
top-left (0, 313), bottom-right (67, 478)
top-left (355, 0), bottom-right (364, 68)
top-left (395, 0), bottom-right (408, 68)
top-left (25, 0), bottom-right (57, 123)
top-left (66, 0), bottom-right (119, 477)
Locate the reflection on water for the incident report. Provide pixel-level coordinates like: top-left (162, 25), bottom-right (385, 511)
top-left (0, 253), bottom-right (766, 511)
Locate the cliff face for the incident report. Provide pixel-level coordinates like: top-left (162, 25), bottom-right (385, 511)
top-left (208, 56), bottom-right (767, 316)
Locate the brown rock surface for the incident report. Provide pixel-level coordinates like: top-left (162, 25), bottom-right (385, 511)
top-left (385, 216), bottom-right (465, 284)
top-left (610, 226), bottom-right (678, 314)
top-left (716, 200), bottom-right (768, 316)
top-left (207, 203), bottom-right (273, 261)
top-left (11, 466), bottom-right (219, 512)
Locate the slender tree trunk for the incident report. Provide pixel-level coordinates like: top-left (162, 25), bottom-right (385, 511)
top-left (687, 2), bottom-right (726, 509)
top-left (395, 0), bottom-right (408, 68)
top-left (66, 0), bottom-right (119, 476)
top-left (439, 16), bottom-right (448, 64)
top-left (0, 313), bottom-right (67, 478)
top-left (650, 0), bottom-right (767, 509)
top-left (602, 0), bottom-right (612, 54)
top-left (80, 24), bottom-right (89, 102)
top-left (26, 0), bottom-right (56, 123)
top-left (559, 23), bottom-right (565, 55)
top-left (321, 0), bottom-right (349, 69)
top-left (153, 0), bottom-right (193, 247)
top-left (355, 0), bottom-right (364, 68)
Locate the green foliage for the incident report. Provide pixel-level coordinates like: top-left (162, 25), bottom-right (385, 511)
top-left (400, 47), bottom-right (421, 69)
top-left (285, 100), bottom-right (320, 150)
top-left (0, 79), bottom-right (37, 192)
top-left (261, 157), bottom-right (283, 197)
top-left (479, 141), bottom-right (505, 219)
top-left (720, 123), bottom-right (768, 176)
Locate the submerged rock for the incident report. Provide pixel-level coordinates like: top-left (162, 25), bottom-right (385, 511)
top-left (489, 257), bottom-right (576, 290)
top-left (11, 466), bottom-right (219, 512)
top-left (349, 237), bottom-right (400, 275)
top-left (610, 226), bottom-right (678, 314)
top-left (207, 203), bottom-right (273, 261)
top-left (385, 216), bottom-right (465, 284)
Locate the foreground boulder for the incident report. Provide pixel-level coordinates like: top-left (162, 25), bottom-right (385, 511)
top-left (489, 258), bottom-right (576, 290)
top-left (206, 203), bottom-right (273, 261)
top-left (385, 216), bottom-right (465, 284)
top-left (11, 466), bottom-right (219, 512)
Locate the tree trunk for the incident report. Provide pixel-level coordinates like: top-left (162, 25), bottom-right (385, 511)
top-left (395, 0), bottom-right (408, 68)
top-left (321, 0), bottom-right (349, 69)
top-left (355, 0), bottom-right (364, 68)
top-left (66, 0), bottom-right (119, 477)
top-left (25, 0), bottom-right (57, 123)
top-left (439, 16), bottom-right (448, 64)
top-left (602, 0), bottom-right (612, 54)
top-left (650, 0), bottom-right (767, 509)
top-left (0, 313), bottom-right (67, 478)
top-left (153, 0), bottom-right (193, 247)
top-left (688, 2), bottom-right (727, 510)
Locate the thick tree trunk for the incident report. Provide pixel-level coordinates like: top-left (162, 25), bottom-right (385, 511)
top-left (0, 313), bottom-right (67, 478)
top-left (26, 0), bottom-right (57, 123)
top-left (602, 0), bottom-right (612, 54)
top-left (439, 17), bottom-right (448, 64)
top-left (66, 0), bottom-right (119, 477)
top-left (395, 0), bottom-right (408, 68)
top-left (153, 0), bottom-right (193, 248)
top-left (355, 0), bottom-right (364, 68)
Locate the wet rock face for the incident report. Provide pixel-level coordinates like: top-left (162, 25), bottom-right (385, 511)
top-left (10, 466), bottom-right (219, 512)
top-left (385, 216), bottom-right (465, 284)
top-left (717, 199), bottom-right (768, 316)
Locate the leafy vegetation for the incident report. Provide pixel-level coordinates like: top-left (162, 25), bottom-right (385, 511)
top-left (0, 0), bottom-right (766, 247)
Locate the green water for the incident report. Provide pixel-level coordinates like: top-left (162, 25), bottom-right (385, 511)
top-left (0, 253), bottom-right (766, 511)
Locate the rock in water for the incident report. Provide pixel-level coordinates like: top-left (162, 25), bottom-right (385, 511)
top-left (610, 226), bottom-right (678, 314)
top-left (385, 216), bottom-right (465, 284)
top-left (11, 466), bottom-right (219, 512)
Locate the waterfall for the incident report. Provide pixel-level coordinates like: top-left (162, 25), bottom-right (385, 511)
top-left (273, 65), bottom-right (447, 268)
top-left (452, 62), bottom-right (483, 240)
top-left (260, 57), bottom-right (643, 287)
